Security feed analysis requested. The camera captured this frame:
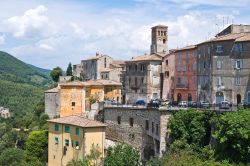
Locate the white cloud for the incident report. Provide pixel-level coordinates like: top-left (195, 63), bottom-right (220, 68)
top-left (38, 44), bottom-right (54, 50)
top-left (3, 5), bottom-right (56, 38)
top-left (0, 35), bottom-right (5, 45)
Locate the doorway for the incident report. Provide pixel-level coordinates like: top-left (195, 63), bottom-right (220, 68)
top-left (216, 91), bottom-right (224, 104)
top-left (237, 94), bottom-right (241, 105)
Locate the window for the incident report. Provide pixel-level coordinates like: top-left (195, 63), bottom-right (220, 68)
top-left (216, 45), bottom-right (223, 53)
top-left (236, 77), bottom-right (241, 85)
top-left (76, 128), bottom-right (79, 135)
top-left (145, 120), bottom-right (149, 130)
top-left (177, 77), bottom-right (181, 83)
top-left (152, 122), bottom-right (154, 133)
top-left (129, 77), bottom-right (131, 85)
top-left (141, 77), bottom-right (144, 84)
top-left (193, 63), bottom-right (196, 71)
top-left (55, 137), bottom-right (59, 145)
top-left (156, 124), bottom-right (159, 135)
top-left (65, 139), bottom-right (69, 146)
top-left (182, 64), bottom-right (186, 71)
top-left (135, 77), bottom-right (137, 86)
top-left (235, 60), bottom-right (242, 69)
top-left (72, 102), bottom-right (76, 107)
top-left (216, 60), bottom-right (222, 69)
top-left (165, 71), bottom-right (169, 78)
top-left (104, 58), bottom-right (107, 68)
top-left (234, 43), bottom-right (243, 52)
top-left (204, 62), bottom-right (206, 69)
top-left (117, 116), bottom-right (121, 124)
top-left (129, 118), bottom-right (134, 127)
top-left (128, 65), bottom-right (131, 71)
top-left (65, 126), bottom-right (70, 133)
top-left (177, 64), bottom-right (181, 71)
top-left (165, 60), bottom-right (168, 66)
top-left (135, 65), bottom-right (137, 71)
top-left (217, 77), bottom-right (222, 86)
top-left (163, 39), bottom-right (166, 44)
top-left (55, 124), bottom-right (59, 132)
top-left (75, 141), bottom-right (79, 147)
top-left (178, 53), bottom-right (181, 60)
top-left (186, 52), bottom-right (190, 60)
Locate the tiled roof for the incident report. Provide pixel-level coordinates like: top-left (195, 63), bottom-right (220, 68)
top-left (111, 60), bottom-right (125, 67)
top-left (174, 45), bottom-right (196, 51)
top-left (84, 79), bottom-right (122, 86)
top-left (48, 115), bottom-right (106, 128)
top-left (60, 81), bottom-right (87, 87)
top-left (235, 33), bottom-right (250, 42)
top-left (44, 87), bottom-right (59, 93)
top-left (198, 33), bottom-right (250, 45)
top-left (127, 53), bottom-right (163, 62)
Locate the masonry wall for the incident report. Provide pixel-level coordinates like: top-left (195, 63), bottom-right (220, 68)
top-left (102, 107), bottom-right (171, 159)
top-left (45, 92), bottom-right (60, 118)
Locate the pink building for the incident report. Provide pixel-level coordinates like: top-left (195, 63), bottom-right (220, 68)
top-left (162, 45), bottom-right (197, 102)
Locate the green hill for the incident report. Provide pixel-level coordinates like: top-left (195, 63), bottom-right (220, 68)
top-left (0, 51), bottom-right (52, 118)
top-left (0, 51), bottom-right (52, 87)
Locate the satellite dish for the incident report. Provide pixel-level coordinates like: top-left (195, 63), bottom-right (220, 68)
top-left (76, 146), bottom-right (79, 150)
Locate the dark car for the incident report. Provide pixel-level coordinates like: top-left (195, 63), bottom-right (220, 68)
top-left (197, 101), bottom-right (210, 108)
top-left (135, 100), bottom-right (146, 106)
top-left (188, 101), bottom-right (197, 108)
top-left (147, 99), bottom-right (160, 108)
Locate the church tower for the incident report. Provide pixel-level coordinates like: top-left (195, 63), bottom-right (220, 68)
top-left (150, 25), bottom-right (168, 54)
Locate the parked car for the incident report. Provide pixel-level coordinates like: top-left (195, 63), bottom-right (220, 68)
top-left (148, 99), bottom-right (160, 108)
top-left (170, 101), bottom-right (179, 107)
top-left (198, 101), bottom-right (210, 108)
top-left (238, 101), bottom-right (250, 109)
top-left (188, 101), bottom-right (197, 108)
top-left (161, 99), bottom-right (170, 106)
top-left (178, 101), bottom-right (188, 107)
top-left (135, 100), bottom-right (146, 106)
top-left (219, 100), bottom-right (231, 109)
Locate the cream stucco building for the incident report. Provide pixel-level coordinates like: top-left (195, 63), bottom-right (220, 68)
top-left (48, 115), bottom-right (106, 166)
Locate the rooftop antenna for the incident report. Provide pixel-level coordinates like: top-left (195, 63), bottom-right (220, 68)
top-left (223, 16), bottom-right (225, 29)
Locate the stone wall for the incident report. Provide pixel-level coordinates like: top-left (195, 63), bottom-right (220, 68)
top-left (45, 92), bottom-right (60, 118)
top-left (100, 106), bottom-right (172, 159)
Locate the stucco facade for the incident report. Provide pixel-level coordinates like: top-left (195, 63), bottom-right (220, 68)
top-left (197, 32), bottom-right (250, 105)
top-left (48, 116), bottom-right (106, 166)
top-left (125, 54), bottom-right (164, 103)
top-left (45, 87), bottom-right (60, 118)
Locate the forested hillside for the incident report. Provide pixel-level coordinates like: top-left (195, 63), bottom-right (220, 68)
top-left (0, 51), bottom-right (52, 87)
top-left (0, 51), bottom-right (52, 116)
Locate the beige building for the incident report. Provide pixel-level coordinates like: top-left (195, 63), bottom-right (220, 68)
top-left (48, 116), bottom-right (106, 166)
top-left (79, 53), bottom-right (114, 81)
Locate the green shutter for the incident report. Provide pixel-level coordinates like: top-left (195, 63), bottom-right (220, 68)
top-left (55, 137), bottom-right (59, 144)
top-left (55, 124), bottom-right (59, 132)
top-left (65, 126), bottom-right (70, 133)
top-left (76, 128), bottom-right (79, 135)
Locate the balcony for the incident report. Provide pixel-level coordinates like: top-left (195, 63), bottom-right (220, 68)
top-left (175, 83), bottom-right (189, 89)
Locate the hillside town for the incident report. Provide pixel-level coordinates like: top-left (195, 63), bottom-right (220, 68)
top-left (45, 24), bottom-right (250, 165)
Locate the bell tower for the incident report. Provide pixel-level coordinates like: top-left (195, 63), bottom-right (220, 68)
top-left (150, 25), bottom-right (168, 54)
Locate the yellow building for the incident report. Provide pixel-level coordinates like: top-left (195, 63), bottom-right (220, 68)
top-left (84, 79), bottom-right (122, 110)
top-left (48, 115), bottom-right (106, 166)
top-left (45, 80), bottom-right (122, 117)
top-left (59, 81), bottom-right (87, 117)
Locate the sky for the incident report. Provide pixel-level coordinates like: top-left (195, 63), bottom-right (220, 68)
top-left (0, 0), bottom-right (250, 70)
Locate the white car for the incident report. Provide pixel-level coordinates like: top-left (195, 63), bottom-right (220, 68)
top-left (178, 101), bottom-right (187, 107)
top-left (219, 101), bottom-right (231, 109)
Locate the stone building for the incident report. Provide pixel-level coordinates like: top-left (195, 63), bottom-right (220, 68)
top-left (79, 53), bottom-right (114, 81)
top-left (197, 30), bottom-right (250, 105)
top-left (101, 106), bottom-right (171, 160)
top-left (73, 64), bottom-right (83, 78)
top-left (125, 53), bottom-right (165, 103)
top-left (151, 25), bottom-right (168, 54)
top-left (48, 116), bottom-right (106, 166)
top-left (0, 107), bottom-right (10, 119)
top-left (45, 87), bottom-right (60, 118)
top-left (216, 24), bottom-right (250, 37)
top-left (125, 25), bottom-right (168, 103)
top-left (100, 60), bottom-right (125, 83)
top-left (162, 45), bottom-right (197, 102)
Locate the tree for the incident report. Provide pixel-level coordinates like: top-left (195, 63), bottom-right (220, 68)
top-left (168, 110), bottom-right (215, 148)
top-left (213, 110), bottom-right (250, 163)
top-left (104, 144), bottom-right (141, 166)
top-left (66, 63), bottom-right (73, 76)
top-left (25, 130), bottom-right (48, 163)
top-left (0, 148), bottom-right (27, 166)
top-left (50, 67), bottom-right (62, 82)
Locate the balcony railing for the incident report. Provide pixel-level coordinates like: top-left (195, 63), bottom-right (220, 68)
top-left (175, 83), bottom-right (188, 89)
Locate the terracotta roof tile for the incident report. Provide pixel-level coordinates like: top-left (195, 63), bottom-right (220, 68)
top-left (235, 33), bottom-right (250, 42)
top-left (48, 115), bottom-right (106, 128)
top-left (127, 53), bottom-right (163, 62)
top-left (84, 79), bottom-right (122, 86)
top-left (44, 87), bottom-right (59, 93)
top-left (174, 45), bottom-right (197, 52)
top-left (60, 80), bottom-right (87, 87)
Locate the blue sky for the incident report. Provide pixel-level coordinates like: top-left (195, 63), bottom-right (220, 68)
top-left (0, 0), bottom-right (250, 69)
